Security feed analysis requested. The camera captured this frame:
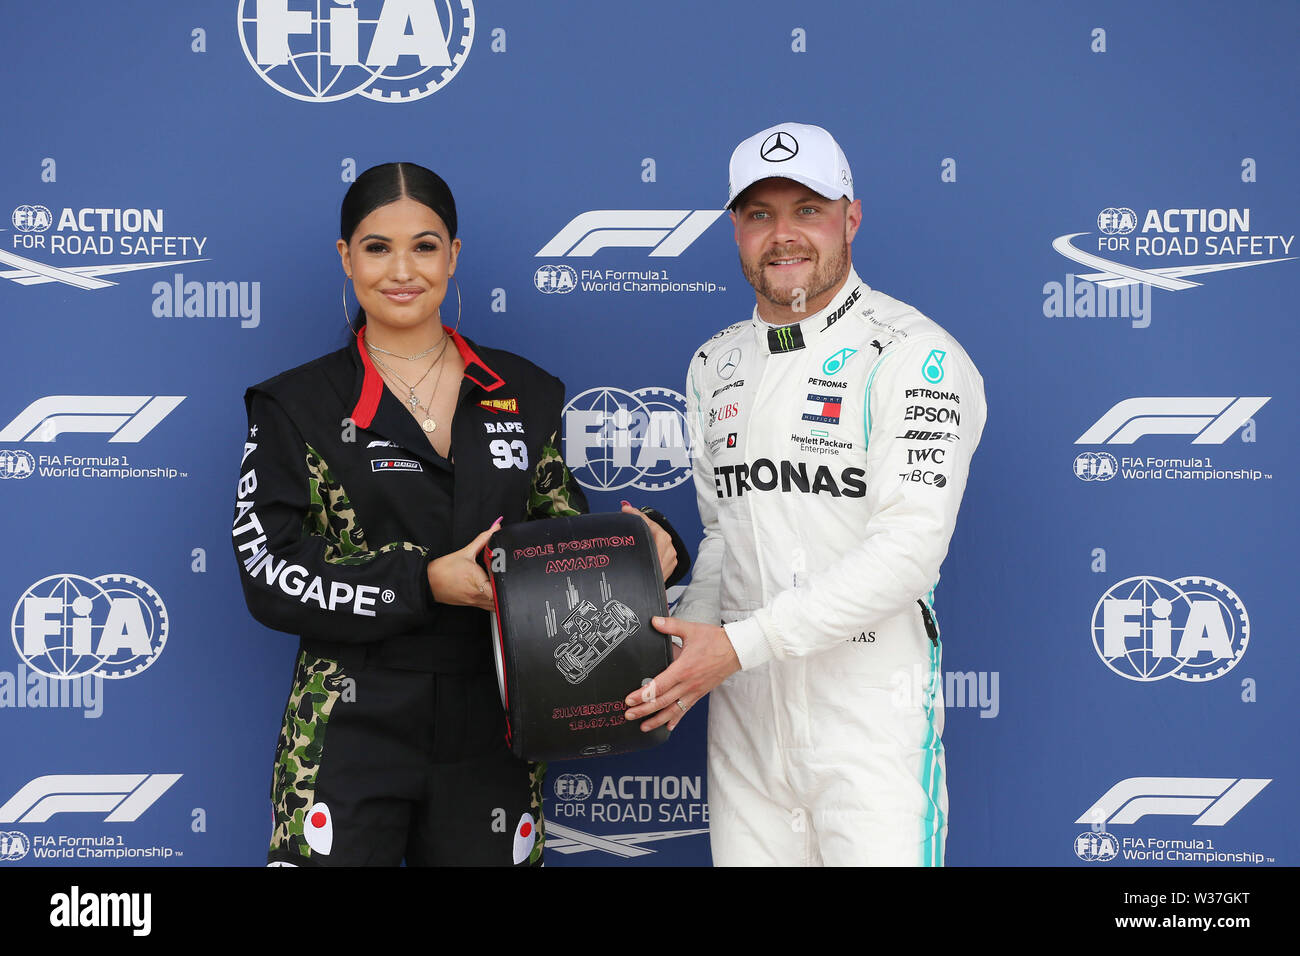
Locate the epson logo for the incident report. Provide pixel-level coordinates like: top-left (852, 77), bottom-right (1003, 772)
top-left (903, 406), bottom-right (960, 426)
top-left (0, 396), bottom-right (185, 443)
top-left (714, 460), bottom-right (866, 499)
top-left (1077, 397), bottom-right (1268, 444)
top-left (536, 210), bottom-right (725, 258)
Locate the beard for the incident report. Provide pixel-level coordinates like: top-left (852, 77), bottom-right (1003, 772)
top-left (739, 239), bottom-right (850, 312)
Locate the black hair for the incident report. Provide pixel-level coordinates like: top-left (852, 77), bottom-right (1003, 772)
top-left (339, 162), bottom-right (458, 241)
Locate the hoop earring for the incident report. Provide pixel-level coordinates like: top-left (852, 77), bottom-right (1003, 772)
top-left (447, 275), bottom-right (462, 335)
top-left (342, 275), bottom-right (360, 337)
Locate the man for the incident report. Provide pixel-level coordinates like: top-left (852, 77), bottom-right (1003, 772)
top-left (623, 122), bottom-right (986, 866)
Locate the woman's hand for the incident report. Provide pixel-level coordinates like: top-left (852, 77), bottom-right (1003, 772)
top-left (426, 517), bottom-right (501, 611)
top-left (621, 501), bottom-right (678, 583)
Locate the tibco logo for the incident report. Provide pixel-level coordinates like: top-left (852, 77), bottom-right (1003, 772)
top-left (562, 386), bottom-right (691, 492)
top-left (537, 211), bottom-right (724, 258)
top-left (238, 0), bottom-right (475, 103)
top-left (11, 574), bottom-right (168, 680)
top-left (1092, 576), bottom-right (1248, 682)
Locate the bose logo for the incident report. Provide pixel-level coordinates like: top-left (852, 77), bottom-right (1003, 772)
top-left (0, 773), bottom-right (182, 823)
top-left (1076, 777), bottom-right (1271, 827)
top-left (537, 210), bottom-right (725, 258)
top-left (0, 396), bottom-right (185, 443)
top-left (1076, 397), bottom-right (1268, 444)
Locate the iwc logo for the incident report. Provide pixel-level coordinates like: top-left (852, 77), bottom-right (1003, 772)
top-left (237, 0), bottom-right (475, 103)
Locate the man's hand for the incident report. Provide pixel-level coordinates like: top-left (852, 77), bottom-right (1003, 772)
top-left (427, 517), bottom-right (501, 611)
top-left (624, 616), bottom-right (740, 732)
top-left (621, 501), bottom-right (678, 583)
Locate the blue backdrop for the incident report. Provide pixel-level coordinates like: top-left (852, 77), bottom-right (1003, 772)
top-left (1, 0), bottom-right (1294, 868)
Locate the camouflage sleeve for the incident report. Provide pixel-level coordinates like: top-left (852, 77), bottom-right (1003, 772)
top-left (526, 430), bottom-right (589, 519)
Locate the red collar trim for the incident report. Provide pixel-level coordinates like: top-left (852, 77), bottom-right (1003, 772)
top-left (352, 328), bottom-right (384, 428)
top-left (350, 327), bottom-right (505, 428)
top-left (450, 328), bottom-right (505, 393)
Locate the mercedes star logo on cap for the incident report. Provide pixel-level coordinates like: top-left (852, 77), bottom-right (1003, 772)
top-left (760, 131), bottom-right (799, 162)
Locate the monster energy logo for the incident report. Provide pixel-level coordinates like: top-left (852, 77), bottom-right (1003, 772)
top-left (767, 325), bottom-right (806, 353)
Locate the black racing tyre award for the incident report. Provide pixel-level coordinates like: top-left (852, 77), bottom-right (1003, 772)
top-left (482, 512), bottom-right (672, 762)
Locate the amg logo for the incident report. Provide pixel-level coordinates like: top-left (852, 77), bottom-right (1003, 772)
top-left (714, 459), bottom-right (866, 498)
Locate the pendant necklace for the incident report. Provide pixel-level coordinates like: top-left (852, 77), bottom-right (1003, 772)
top-left (367, 336), bottom-right (451, 433)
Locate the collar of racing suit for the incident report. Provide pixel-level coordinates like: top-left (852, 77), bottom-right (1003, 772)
top-left (347, 326), bottom-right (506, 428)
top-left (753, 268), bottom-right (870, 354)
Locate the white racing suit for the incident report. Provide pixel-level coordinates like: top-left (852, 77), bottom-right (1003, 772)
top-left (675, 269), bottom-right (986, 866)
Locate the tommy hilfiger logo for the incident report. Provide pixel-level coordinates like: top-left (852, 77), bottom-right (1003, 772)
top-left (802, 394), bottom-right (843, 425)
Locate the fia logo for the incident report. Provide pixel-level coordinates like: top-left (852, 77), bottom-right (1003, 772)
top-left (237, 0), bottom-right (475, 103)
top-left (1073, 451), bottom-right (1116, 481)
top-left (12, 574), bottom-right (169, 680)
top-left (1091, 575), bottom-right (1248, 682)
top-left (562, 386), bottom-right (691, 492)
top-left (534, 264), bottom-right (577, 294)
top-left (554, 773), bottom-right (594, 801)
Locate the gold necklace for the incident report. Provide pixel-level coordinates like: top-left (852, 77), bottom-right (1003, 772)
top-left (369, 348), bottom-right (450, 433)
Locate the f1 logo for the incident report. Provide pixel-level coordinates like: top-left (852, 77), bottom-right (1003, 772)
top-left (1076, 397), bottom-right (1269, 444)
top-left (0, 773), bottom-right (182, 823)
top-left (0, 396), bottom-right (185, 443)
top-left (1075, 777), bottom-right (1270, 827)
top-left (536, 210), bottom-right (725, 258)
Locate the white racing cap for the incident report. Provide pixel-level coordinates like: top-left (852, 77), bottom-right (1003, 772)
top-left (726, 122), bottom-right (854, 209)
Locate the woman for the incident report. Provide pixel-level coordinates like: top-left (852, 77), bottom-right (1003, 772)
top-left (233, 163), bottom-right (682, 866)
